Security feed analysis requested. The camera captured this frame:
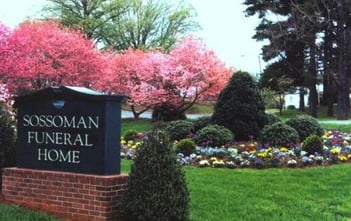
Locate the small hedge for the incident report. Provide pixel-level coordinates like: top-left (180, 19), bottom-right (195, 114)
top-left (192, 116), bottom-right (212, 132)
top-left (265, 113), bottom-right (281, 125)
top-left (261, 122), bottom-right (299, 148)
top-left (285, 115), bottom-right (324, 141)
top-left (152, 103), bottom-right (186, 122)
top-left (302, 134), bottom-right (324, 155)
top-left (193, 124), bottom-right (234, 147)
top-left (167, 120), bottom-right (194, 141)
top-left (176, 138), bottom-right (197, 156)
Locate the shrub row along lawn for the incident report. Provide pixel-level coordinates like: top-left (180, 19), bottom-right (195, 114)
top-left (2, 160), bottom-right (351, 221)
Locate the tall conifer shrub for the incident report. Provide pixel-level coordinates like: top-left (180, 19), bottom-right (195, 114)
top-left (212, 71), bottom-right (267, 141)
top-left (122, 123), bottom-right (190, 221)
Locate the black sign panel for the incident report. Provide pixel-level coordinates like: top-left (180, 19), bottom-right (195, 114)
top-left (15, 86), bottom-right (124, 175)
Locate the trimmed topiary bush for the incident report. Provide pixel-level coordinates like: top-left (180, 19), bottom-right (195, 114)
top-left (176, 138), bottom-right (197, 156)
top-left (285, 115), bottom-right (324, 141)
top-left (260, 122), bottom-right (299, 148)
top-left (122, 123), bottom-right (190, 221)
top-left (193, 124), bottom-right (234, 147)
top-left (302, 134), bottom-right (324, 155)
top-left (152, 102), bottom-right (186, 122)
top-left (192, 116), bottom-right (212, 132)
top-left (167, 120), bottom-right (194, 141)
top-left (212, 71), bottom-right (267, 141)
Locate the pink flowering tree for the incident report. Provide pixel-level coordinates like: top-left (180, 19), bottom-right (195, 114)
top-left (98, 36), bottom-right (233, 118)
top-left (166, 36), bottom-right (233, 112)
top-left (1, 20), bottom-right (106, 94)
top-left (0, 22), bottom-right (14, 113)
top-left (96, 49), bottom-right (171, 118)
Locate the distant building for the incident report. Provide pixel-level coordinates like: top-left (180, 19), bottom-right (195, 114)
top-left (284, 85), bottom-right (323, 109)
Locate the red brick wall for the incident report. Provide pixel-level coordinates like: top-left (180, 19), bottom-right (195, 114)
top-left (1, 167), bottom-right (128, 221)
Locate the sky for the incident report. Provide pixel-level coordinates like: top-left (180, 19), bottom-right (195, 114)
top-left (0, 0), bottom-right (267, 74)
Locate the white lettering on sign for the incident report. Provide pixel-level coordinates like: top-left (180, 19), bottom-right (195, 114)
top-left (23, 115), bottom-right (99, 129)
top-left (38, 148), bottom-right (80, 163)
top-left (27, 131), bottom-right (92, 147)
top-left (22, 114), bottom-right (100, 164)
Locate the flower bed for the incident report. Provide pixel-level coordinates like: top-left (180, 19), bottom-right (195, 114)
top-left (121, 130), bottom-right (351, 169)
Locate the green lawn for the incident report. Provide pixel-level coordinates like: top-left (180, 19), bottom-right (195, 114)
top-left (0, 204), bottom-right (61, 221)
top-left (122, 160), bottom-right (351, 221)
top-left (2, 160), bottom-right (351, 221)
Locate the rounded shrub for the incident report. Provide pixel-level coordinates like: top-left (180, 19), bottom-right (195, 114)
top-left (192, 116), bottom-right (212, 132)
top-left (265, 113), bottom-right (281, 125)
top-left (302, 134), bottom-right (324, 155)
top-left (123, 129), bottom-right (138, 142)
top-left (122, 123), bottom-right (190, 221)
top-left (212, 71), bottom-right (267, 141)
top-left (152, 102), bottom-right (186, 122)
top-left (193, 124), bottom-right (234, 147)
top-left (285, 115), bottom-right (324, 141)
top-left (260, 122), bottom-right (299, 148)
top-left (167, 120), bottom-right (194, 141)
top-left (176, 138), bottom-right (197, 156)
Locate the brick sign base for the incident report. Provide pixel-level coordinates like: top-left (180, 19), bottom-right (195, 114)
top-left (1, 167), bottom-right (128, 221)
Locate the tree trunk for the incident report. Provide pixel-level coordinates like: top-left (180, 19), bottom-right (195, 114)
top-left (309, 85), bottom-right (318, 118)
top-left (336, 0), bottom-right (351, 120)
top-left (307, 45), bottom-right (318, 118)
top-left (337, 69), bottom-right (350, 119)
top-left (299, 87), bottom-right (305, 111)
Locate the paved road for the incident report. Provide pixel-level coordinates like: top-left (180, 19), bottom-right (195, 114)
top-left (122, 111), bottom-right (351, 124)
top-left (121, 110), bottom-right (210, 119)
top-left (319, 120), bottom-right (351, 125)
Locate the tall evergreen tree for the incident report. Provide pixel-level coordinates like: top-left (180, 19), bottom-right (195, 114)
top-left (244, 0), bottom-right (351, 119)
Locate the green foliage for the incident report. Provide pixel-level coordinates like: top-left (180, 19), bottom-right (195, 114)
top-left (285, 115), bottom-right (324, 141)
top-left (192, 116), bottom-right (212, 132)
top-left (302, 134), bottom-right (324, 155)
top-left (0, 102), bottom-right (16, 189)
top-left (0, 204), bottom-right (61, 221)
top-left (0, 103), bottom-right (16, 166)
top-left (193, 124), bottom-right (234, 147)
top-left (167, 120), bottom-right (194, 141)
top-left (260, 122), bottom-right (299, 148)
top-left (122, 123), bottom-right (190, 221)
top-left (122, 118), bottom-right (152, 136)
top-left (123, 129), bottom-right (138, 142)
top-left (265, 113), bottom-right (282, 125)
top-left (287, 105), bottom-right (296, 110)
top-left (152, 102), bottom-right (186, 122)
top-left (176, 138), bottom-right (197, 156)
top-left (212, 71), bottom-right (267, 141)
top-left (44, 0), bottom-right (198, 51)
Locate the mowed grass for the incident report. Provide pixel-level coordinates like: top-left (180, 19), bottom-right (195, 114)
top-left (0, 204), bottom-right (62, 221)
top-left (121, 118), bottom-right (152, 136)
top-left (122, 160), bottom-right (351, 221)
top-left (2, 155), bottom-right (351, 221)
